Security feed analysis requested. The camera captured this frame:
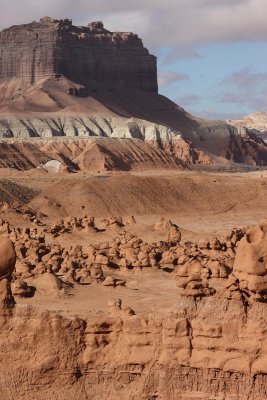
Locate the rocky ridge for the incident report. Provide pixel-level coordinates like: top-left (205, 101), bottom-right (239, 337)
top-left (0, 218), bottom-right (267, 398)
top-left (228, 112), bottom-right (267, 145)
top-left (0, 135), bottom-right (210, 172)
top-left (228, 111), bottom-right (267, 137)
top-left (1, 114), bottom-right (267, 168)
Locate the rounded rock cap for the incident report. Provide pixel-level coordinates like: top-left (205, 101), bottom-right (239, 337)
top-left (0, 238), bottom-right (16, 279)
top-left (40, 17), bottom-right (72, 26)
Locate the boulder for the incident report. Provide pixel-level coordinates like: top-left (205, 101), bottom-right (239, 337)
top-left (0, 238), bottom-right (16, 279)
top-left (102, 276), bottom-right (116, 287)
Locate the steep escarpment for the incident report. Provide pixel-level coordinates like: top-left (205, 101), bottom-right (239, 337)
top-left (0, 17), bottom-right (157, 92)
top-left (228, 112), bottom-right (267, 143)
top-left (226, 129), bottom-right (267, 165)
top-left (228, 111), bottom-right (267, 135)
top-left (0, 297), bottom-right (266, 400)
top-left (0, 17), bottom-right (266, 166)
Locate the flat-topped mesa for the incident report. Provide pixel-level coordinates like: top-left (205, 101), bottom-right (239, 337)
top-left (0, 17), bottom-right (158, 92)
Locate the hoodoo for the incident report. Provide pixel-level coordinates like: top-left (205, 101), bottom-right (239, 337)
top-left (0, 8), bottom-right (267, 400)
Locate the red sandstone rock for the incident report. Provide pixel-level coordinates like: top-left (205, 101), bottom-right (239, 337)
top-left (0, 237), bottom-right (16, 278)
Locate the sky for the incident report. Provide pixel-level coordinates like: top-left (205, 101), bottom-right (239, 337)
top-left (1, 0), bottom-right (267, 120)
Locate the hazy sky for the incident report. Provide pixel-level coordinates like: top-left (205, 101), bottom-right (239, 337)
top-left (1, 0), bottom-right (267, 119)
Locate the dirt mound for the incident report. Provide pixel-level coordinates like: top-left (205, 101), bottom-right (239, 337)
top-left (0, 141), bottom-right (51, 170)
top-left (71, 138), bottom-right (185, 171)
top-left (29, 173), bottom-right (267, 219)
top-left (29, 273), bottom-right (70, 297)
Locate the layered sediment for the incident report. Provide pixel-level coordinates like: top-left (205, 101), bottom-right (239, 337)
top-left (0, 296), bottom-right (266, 400)
top-left (0, 18), bottom-right (267, 167)
top-left (0, 17), bottom-right (157, 92)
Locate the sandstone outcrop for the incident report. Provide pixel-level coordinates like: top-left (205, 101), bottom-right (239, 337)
top-left (223, 220), bottom-right (267, 302)
top-left (107, 298), bottom-right (135, 316)
top-left (226, 129), bottom-right (267, 165)
top-left (0, 212), bottom-right (267, 398)
top-left (0, 286), bottom-right (266, 399)
top-left (228, 111), bottom-right (267, 136)
top-left (0, 237), bottom-right (16, 279)
top-left (0, 213), bottom-right (245, 297)
top-left (11, 278), bottom-right (34, 297)
top-left (8, 216), bottom-right (244, 283)
top-left (0, 278), bottom-right (15, 310)
top-left (0, 18), bottom-right (157, 92)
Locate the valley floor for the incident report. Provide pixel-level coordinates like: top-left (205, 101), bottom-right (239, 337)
top-left (1, 166), bottom-right (267, 399)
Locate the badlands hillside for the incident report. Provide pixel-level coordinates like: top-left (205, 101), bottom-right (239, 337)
top-left (228, 111), bottom-right (267, 142)
top-left (0, 16), bottom-right (267, 167)
top-left (0, 16), bottom-right (267, 400)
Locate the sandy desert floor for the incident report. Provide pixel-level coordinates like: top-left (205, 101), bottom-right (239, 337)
top-left (1, 167), bottom-right (267, 319)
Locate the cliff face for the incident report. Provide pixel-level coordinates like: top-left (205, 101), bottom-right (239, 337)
top-left (227, 111), bottom-right (267, 134)
top-left (1, 286), bottom-right (267, 400)
top-left (227, 112), bottom-right (267, 143)
top-left (1, 17), bottom-right (267, 167)
top-left (0, 17), bottom-right (157, 92)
